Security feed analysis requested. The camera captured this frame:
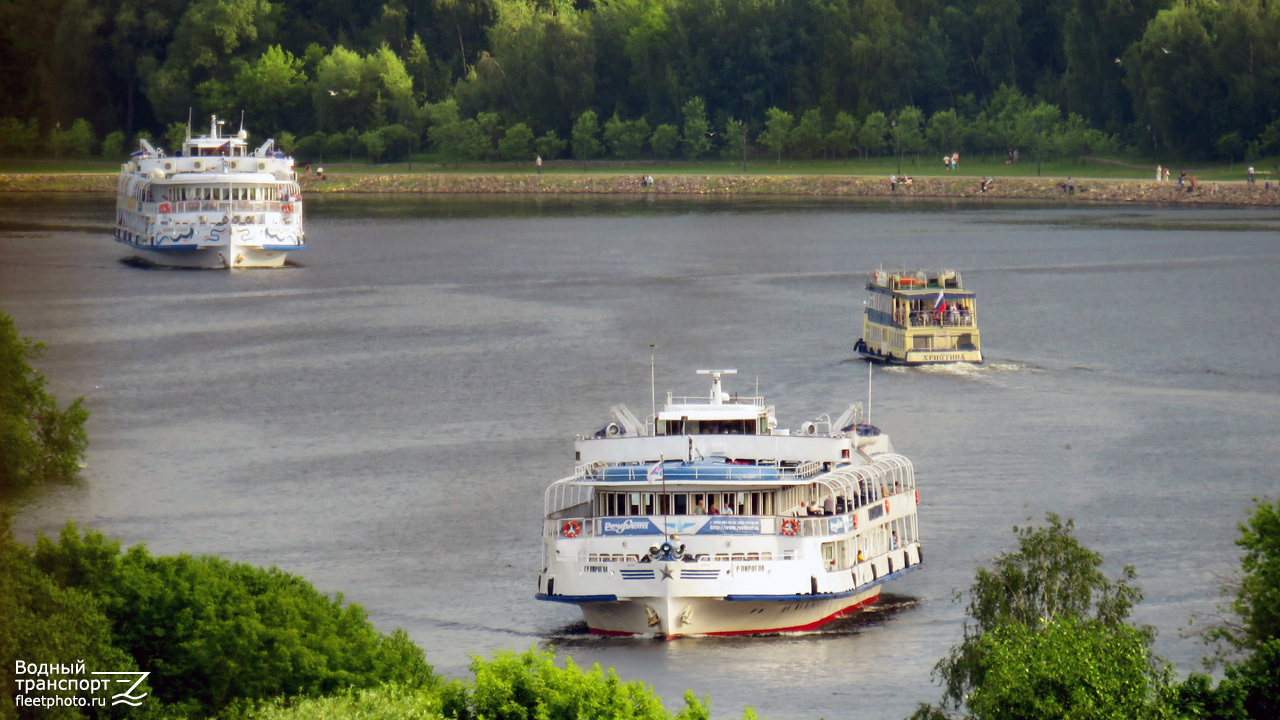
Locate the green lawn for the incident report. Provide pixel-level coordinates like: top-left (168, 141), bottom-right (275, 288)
top-left (2, 153), bottom-right (1274, 183)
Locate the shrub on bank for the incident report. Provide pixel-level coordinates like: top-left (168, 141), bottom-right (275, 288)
top-left (21, 522), bottom-right (435, 718)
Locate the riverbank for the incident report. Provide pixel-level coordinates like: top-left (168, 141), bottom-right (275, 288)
top-left (3, 171), bottom-right (1279, 206)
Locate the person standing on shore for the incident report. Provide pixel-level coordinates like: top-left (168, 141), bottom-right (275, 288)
top-left (1156, 164), bottom-right (1162, 182)
top-left (536, 155), bottom-right (542, 174)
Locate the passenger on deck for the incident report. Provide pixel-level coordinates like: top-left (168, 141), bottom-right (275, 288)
top-left (721, 504), bottom-right (735, 516)
top-left (892, 531), bottom-right (899, 549)
top-left (709, 502), bottom-right (720, 515)
top-left (823, 494), bottom-right (835, 516)
top-left (857, 549), bottom-right (866, 562)
top-left (694, 499), bottom-right (707, 514)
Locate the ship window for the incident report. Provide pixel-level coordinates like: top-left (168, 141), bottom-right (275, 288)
top-left (673, 494), bottom-right (688, 514)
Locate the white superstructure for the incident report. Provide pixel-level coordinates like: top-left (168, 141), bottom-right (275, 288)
top-left (537, 370), bottom-right (922, 637)
top-left (115, 115), bottom-right (305, 268)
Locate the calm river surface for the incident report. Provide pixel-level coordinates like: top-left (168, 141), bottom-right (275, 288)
top-left (2, 193), bottom-right (1279, 720)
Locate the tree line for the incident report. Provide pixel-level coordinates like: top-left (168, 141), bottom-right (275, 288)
top-left (2, 0), bottom-right (1279, 166)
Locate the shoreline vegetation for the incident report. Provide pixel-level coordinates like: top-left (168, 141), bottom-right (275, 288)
top-left (3, 170), bottom-right (1280, 207)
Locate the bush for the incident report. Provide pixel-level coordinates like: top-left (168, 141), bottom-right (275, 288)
top-left (0, 513), bottom-right (153, 718)
top-left (572, 109), bottom-right (602, 160)
top-left (651, 124), bottom-right (679, 159)
top-left (0, 118), bottom-right (39, 156)
top-left (326, 129), bottom-right (357, 161)
top-left (293, 131), bottom-right (329, 164)
top-left (498, 123), bottom-right (534, 161)
top-left (604, 113), bottom-right (649, 158)
top-left (534, 130), bottom-right (567, 161)
top-left (240, 683), bottom-right (442, 720)
top-left (0, 309), bottom-right (88, 489)
top-left (377, 124), bottom-right (419, 162)
top-left (101, 131), bottom-right (125, 159)
top-left (32, 523), bottom-right (436, 718)
top-left (50, 119), bottom-right (97, 158)
top-left (163, 122), bottom-right (186, 156)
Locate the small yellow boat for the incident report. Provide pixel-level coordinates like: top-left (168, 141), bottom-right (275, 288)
top-left (854, 269), bottom-right (983, 365)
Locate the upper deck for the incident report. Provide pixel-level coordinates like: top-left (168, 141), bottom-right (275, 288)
top-left (869, 268), bottom-right (971, 296)
top-left (122, 115), bottom-right (295, 185)
top-left (572, 370), bottom-right (891, 467)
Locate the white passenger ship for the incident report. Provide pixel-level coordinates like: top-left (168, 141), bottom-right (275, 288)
top-left (537, 370), bottom-right (922, 637)
top-left (854, 269), bottom-right (982, 364)
top-left (115, 116), bottom-right (304, 268)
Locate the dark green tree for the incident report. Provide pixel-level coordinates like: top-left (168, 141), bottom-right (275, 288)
top-left (650, 123), bottom-right (680, 159)
top-left (0, 513), bottom-right (154, 718)
top-left (32, 523), bottom-right (435, 717)
top-left (534, 129), bottom-right (567, 160)
top-left (498, 122), bottom-right (534, 161)
top-left (827, 112), bottom-right (857, 159)
top-left (758, 107), bottom-right (793, 162)
top-left (929, 514), bottom-right (1149, 716)
top-left (604, 112), bottom-right (649, 158)
top-left (681, 97), bottom-right (711, 159)
top-left (571, 108), bottom-right (602, 160)
top-left (0, 308), bottom-right (88, 489)
top-left (792, 108), bottom-right (825, 159)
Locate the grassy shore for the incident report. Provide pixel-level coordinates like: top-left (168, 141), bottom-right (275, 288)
top-left (3, 155), bottom-right (1279, 206)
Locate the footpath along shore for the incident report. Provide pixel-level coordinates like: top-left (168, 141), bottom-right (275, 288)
top-left (3, 172), bottom-right (1280, 206)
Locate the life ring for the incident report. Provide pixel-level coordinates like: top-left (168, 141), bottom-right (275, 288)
top-left (282, 203), bottom-right (293, 214)
top-left (852, 515), bottom-right (858, 530)
top-left (780, 518), bottom-right (799, 536)
top-left (158, 202), bottom-right (171, 214)
top-left (561, 521), bottom-right (581, 538)
top-left (884, 499), bottom-right (891, 514)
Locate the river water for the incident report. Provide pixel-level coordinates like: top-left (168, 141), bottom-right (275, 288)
top-left (2, 193), bottom-right (1278, 720)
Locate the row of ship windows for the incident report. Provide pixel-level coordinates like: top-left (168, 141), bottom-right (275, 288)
top-left (138, 186), bottom-right (289, 202)
top-left (599, 491), bottom-right (776, 517)
top-left (820, 516), bottom-right (918, 570)
top-left (587, 552), bottom-right (777, 563)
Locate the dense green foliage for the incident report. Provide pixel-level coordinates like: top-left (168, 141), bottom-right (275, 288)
top-left (1217, 497), bottom-right (1280, 653)
top-left (2, 0), bottom-right (1279, 163)
top-left (0, 308), bottom-right (89, 489)
top-left (0, 518), bottom-right (434, 718)
top-left (921, 514), bottom-right (1166, 718)
top-left (933, 514), bottom-right (1148, 711)
top-left (1166, 497), bottom-right (1280, 720)
top-left (443, 647), bottom-right (747, 720)
top-left (917, 507), bottom-right (1280, 720)
top-left (0, 513), bottom-right (149, 720)
top-left (961, 618), bottom-right (1167, 720)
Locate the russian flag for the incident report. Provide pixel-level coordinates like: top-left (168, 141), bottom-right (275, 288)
top-left (933, 289), bottom-right (947, 314)
top-left (647, 462), bottom-right (664, 483)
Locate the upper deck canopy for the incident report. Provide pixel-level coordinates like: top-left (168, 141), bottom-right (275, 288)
top-left (869, 269), bottom-right (971, 295)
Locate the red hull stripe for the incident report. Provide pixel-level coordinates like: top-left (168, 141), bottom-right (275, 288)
top-left (586, 595), bottom-right (880, 638)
